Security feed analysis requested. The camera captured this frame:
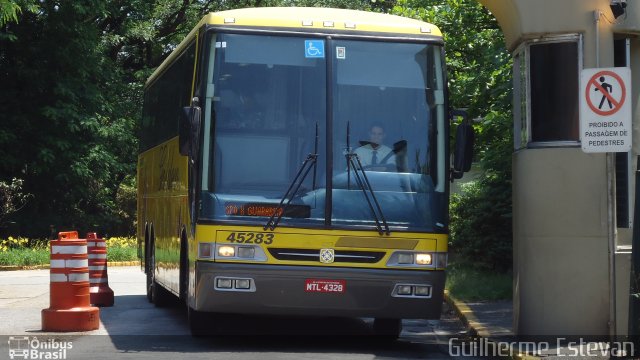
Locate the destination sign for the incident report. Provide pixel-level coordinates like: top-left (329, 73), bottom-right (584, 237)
top-left (224, 202), bottom-right (311, 218)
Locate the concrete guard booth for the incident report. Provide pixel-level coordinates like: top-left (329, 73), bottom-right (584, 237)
top-left (479, 0), bottom-right (640, 337)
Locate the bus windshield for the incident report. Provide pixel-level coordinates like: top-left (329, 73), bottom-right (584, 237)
top-left (200, 33), bottom-right (447, 232)
top-left (331, 39), bottom-right (447, 231)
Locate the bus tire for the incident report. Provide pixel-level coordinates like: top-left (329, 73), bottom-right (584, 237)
top-left (179, 232), bottom-right (188, 303)
top-left (152, 279), bottom-right (174, 307)
top-left (150, 245), bottom-right (173, 307)
top-left (372, 318), bottom-right (402, 340)
top-left (146, 267), bottom-right (153, 303)
top-left (145, 229), bottom-right (153, 303)
top-left (188, 306), bottom-right (209, 336)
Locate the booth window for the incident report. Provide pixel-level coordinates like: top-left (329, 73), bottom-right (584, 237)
top-left (513, 35), bottom-right (581, 149)
top-left (614, 37), bottom-right (631, 229)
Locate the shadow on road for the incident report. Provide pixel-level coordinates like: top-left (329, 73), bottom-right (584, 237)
top-left (96, 294), bottom-right (441, 358)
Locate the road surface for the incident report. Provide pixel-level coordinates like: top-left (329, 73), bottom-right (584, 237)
top-left (0, 266), bottom-right (478, 359)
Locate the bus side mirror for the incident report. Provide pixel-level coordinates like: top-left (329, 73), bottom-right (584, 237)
top-left (451, 110), bottom-right (474, 181)
top-left (180, 103), bottom-right (201, 158)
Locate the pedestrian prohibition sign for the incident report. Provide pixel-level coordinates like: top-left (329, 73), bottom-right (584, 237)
top-left (580, 67), bottom-right (632, 153)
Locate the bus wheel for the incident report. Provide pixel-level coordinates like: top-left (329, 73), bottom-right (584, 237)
top-left (151, 248), bottom-right (173, 307)
top-left (146, 270), bottom-right (153, 303)
top-left (188, 306), bottom-right (209, 336)
top-left (152, 278), bottom-right (173, 307)
top-left (179, 233), bottom-right (188, 303)
top-left (372, 318), bottom-right (402, 340)
top-left (145, 237), bottom-right (153, 303)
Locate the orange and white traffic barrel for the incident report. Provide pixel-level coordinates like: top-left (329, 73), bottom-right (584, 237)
top-left (86, 232), bottom-right (114, 307)
top-left (41, 231), bottom-right (100, 331)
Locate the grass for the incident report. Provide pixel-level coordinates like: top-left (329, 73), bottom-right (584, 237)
top-left (446, 263), bottom-right (512, 301)
top-left (0, 236), bottom-right (138, 266)
top-left (0, 248), bottom-right (50, 266)
top-left (106, 246), bottom-right (138, 262)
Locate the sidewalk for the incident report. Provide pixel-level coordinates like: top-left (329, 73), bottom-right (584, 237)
top-left (445, 294), bottom-right (513, 339)
top-left (444, 294), bottom-right (613, 359)
top-left (444, 293), bottom-right (527, 359)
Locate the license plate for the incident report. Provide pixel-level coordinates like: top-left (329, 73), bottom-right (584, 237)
top-left (304, 279), bottom-right (346, 293)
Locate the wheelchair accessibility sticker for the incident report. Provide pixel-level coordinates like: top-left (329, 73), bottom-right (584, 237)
top-left (305, 40), bottom-right (325, 58)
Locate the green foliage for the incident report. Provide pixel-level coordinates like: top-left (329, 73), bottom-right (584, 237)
top-left (0, 0), bottom-right (383, 239)
top-left (0, 0), bottom-right (37, 41)
top-left (0, 0), bottom-right (21, 27)
top-left (392, 0), bottom-right (513, 270)
top-left (1, 0), bottom-right (514, 267)
top-left (392, 0), bottom-right (511, 121)
top-left (0, 178), bottom-right (32, 226)
top-left (450, 176), bottom-right (512, 271)
top-left (0, 1), bottom-right (177, 237)
top-left (450, 114), bottom-right (512, 271)
top-left (0, 0), bottom-right (37, 27)
top-left (1, 1), bottom-right (133, 237)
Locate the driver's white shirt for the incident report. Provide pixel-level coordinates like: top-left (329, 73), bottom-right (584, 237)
top-left (353, 144), bottom-right (395, 166)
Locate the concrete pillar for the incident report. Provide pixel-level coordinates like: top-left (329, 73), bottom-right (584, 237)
top-left (478, 0), bottom-right (640, 336)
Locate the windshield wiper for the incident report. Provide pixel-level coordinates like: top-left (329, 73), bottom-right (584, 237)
top-left (312, 122), bottom-right (319, 190)
top-left (264, 123), bottom-right (319, 231)
top-left (345, 122), bottom-right (390, 235)
top-left (264, 154), bottom-right (317, 231)
top-left (345, 153), bottom-right (391, 235)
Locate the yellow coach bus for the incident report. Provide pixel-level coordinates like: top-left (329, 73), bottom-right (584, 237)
top-left (138, 7), bottom-right (473, 337)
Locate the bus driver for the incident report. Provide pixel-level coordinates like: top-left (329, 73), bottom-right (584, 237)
top-left (354, 123), bottom-right (396, 171)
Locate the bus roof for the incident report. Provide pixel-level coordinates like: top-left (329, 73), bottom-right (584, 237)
top-left (204, 7), bottom-right (442, 36)
top-left (145, 7), bottom-right (442, 87)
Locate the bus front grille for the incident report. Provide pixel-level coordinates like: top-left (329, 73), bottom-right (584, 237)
top-left (267, 248), bottom-right (385, 263)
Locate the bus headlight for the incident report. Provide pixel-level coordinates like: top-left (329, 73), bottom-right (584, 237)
top-left (415, 253), bottom-right (432, 265)
top-left (218, 245), bottom-right (235, 257)
top-left (387, 251), bottom-right (441, 268)
top-left (214, 244), bottom-right (268, 262)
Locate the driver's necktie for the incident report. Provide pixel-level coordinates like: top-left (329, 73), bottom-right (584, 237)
top-left (371, 150), bottom-right (378, 165)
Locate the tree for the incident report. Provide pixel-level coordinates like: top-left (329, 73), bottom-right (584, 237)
top-left (0, 178), bottom-right (31, 228)
top-left (0, 0), bottom-right (379, 238)
top-left (0, 1), bottom-right (134, 237)
top-left (392, 0), bottom-right (513, 270)
top-left (1, 0), bottom-right (513, 246)
top-left (0, 0), bottom-right (38, 41)
top-left (0, 0), bottom-right (22, 27)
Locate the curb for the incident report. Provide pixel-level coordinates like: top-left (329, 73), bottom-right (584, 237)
top-left (444, 291), bottom-right (540, 360)
top-left (0, 261), bottom-right (140, 271)
top-left (107, 261), bottom-right (140, 267)
top-left (444, 290), bottom-right (490, 338)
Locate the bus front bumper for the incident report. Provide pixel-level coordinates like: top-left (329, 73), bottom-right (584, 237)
top-left (194, 262), bottom-right (445, 319)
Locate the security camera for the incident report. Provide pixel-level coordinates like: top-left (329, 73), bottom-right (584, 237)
top-left (610, 0), bottom-right (627, 19)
